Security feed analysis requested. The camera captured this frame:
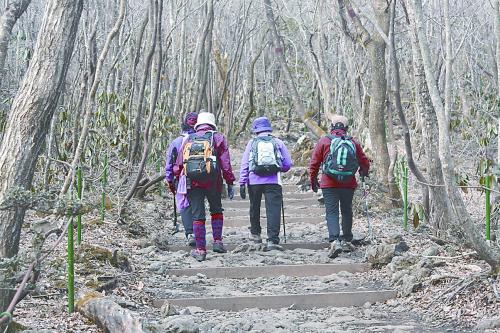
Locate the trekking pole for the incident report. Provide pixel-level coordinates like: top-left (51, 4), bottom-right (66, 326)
top-left (362, 176), bottom-right (372, 240)
top-left (172, 193), bottom-right (179, 235)
top-left (282, 198), bottom-right (287, 243)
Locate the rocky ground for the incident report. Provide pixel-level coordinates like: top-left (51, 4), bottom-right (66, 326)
top-left (6, 143), bottom-right (500, 333)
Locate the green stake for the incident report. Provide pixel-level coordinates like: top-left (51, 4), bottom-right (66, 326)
top-left (403, 161), bottom-right (408, 231)
top-left (67, 216), bottom-right (75, 313)
top-left (101, 155), bottom-right (108, 222)
top-left (77, 167), bottom-right (83, 245)
top-left (486, 175), bottom-right (491, 240)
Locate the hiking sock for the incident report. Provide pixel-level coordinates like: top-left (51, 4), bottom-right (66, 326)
top-left (193, 219), bottom-right (207, 251)
top-left (211, 213), bottom-right (224, 241)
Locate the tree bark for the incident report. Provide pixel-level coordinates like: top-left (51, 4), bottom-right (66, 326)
top-left (388, 0), bottom-right (429, 216)
top-left (411, 0), bottom-right (500, 273)
top-left (0, 0), bottom-right (32, 82)
top-left (0, 0), bottom-right (83, 316)
top-left (263, 0), bottom-right (325, 138)
top-left (124, 0), bottom-right (161, 204)
top-left (337, 0), bottom-right (401, 206)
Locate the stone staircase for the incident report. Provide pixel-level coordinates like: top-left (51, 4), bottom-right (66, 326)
top-left (151, 167), bottom-right (398, 315)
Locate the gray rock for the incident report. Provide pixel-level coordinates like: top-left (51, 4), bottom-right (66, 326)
top-left (159, 316), bottom-right (199, 333)
top-left (153, 234), bottom-right (170, 250)
top-left (160, 302), bottom-right (179, 316)
top-left (422, 245), bottom-right (440, 257)
top-left (179, 308), bottom-right (191, 315)
top-left (394, 241), bottom-right (409, 255)
top-left (476, 316), bottom-right (500, 330)
top-left (31, 218), bottom-right (60, 235)
top-left (138, 246), bottom-right (156, 255)
top-left (388, 255), bottom-right (419, 273)
top-left (399, 275), bottom-right (422, 296)
top-left (386, 233), bottom-right (403, 244)
top-left (365, 244), bottom-right (395, 264)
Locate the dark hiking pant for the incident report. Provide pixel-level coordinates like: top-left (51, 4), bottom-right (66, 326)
top-left (188, 188), bottom-right (224, 250)
top-left (180, 207), bottom-right (193, 237)
top-left (322, 187), bottom-right (355, 242)
top-left (248, 184), bottom-right (283, 244)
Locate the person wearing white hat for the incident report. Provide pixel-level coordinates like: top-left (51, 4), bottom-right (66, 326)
top-left (174, 112), bottom-right (236, 262)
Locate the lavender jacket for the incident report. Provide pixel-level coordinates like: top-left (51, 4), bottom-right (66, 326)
top-left (239, 132), bottom-right (293, 186)
top-left (165, 131), bottom-right (193, 184)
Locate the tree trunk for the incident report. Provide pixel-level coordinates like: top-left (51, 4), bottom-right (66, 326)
top-left (0, 0), bottom-right (32, 82)
top-left (388, 0), bottom-right (429, 216)
top-left (263, 0), bottom-right (325, 138)
top-left (411, 0), bottom-right (500, 273)
top-left (0, 0), bottom-right (83, 317)
top-left (60, 0), bottom-right (126, 196)
top-left (124, 0), bottom-right (161, 204)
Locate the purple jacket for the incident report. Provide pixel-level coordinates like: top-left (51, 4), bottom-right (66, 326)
top-left (174, 124), bottom-right (236, 192)
top-left (165, 132), bottom-right (190, 183)
top-left (239, 132), bottom-right (293, 186)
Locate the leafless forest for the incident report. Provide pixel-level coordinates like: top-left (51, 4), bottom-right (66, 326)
top-left (0, 0), bottom-right (499, 332)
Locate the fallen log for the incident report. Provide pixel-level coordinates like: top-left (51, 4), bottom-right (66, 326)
top-left (77, 292), bottom-right (146, 333)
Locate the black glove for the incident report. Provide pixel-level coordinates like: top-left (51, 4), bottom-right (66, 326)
top-left (311, 178), bottom-right (319, 193)
top-left (227, 184), bottom-right (234, 200)
top-left (240, 185), bottom-right (246, 199)
top-left (360, 170), bottom-right (369, 182)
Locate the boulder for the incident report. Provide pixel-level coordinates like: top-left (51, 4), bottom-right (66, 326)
top-left (399, 275), bottom-right (422, 297)
top-left (388, 254), bottom-right (419, 273)
top-left (365, 244), bottom-right (396, 264)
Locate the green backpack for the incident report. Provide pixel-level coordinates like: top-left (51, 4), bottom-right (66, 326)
top-left (322, 135), bottom-right (359, 182)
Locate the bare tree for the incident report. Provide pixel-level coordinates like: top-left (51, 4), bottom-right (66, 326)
top-left (263, 0), bottom-right (325, 138)
top-left (0, 0), bottom-right (32, 81)
top-left (0, 0), bottom-right (83, 311)
top-left (337, 0), bottom-right (401, 206)
top-left (411, 0), bottom-right (499, 273)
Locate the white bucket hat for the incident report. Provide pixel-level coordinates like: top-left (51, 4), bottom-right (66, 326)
top-left (331, 114), bottom-right (349, 129)
top-left (194, 112), bottom-right (217, 130)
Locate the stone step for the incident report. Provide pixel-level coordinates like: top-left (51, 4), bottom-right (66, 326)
top-left (234, 184), bottom-right (302, 193)
top-left (223, 198), bottom-right (321, 210)
top-left (232, 192), bottom-right (316, 201)
top-left (164, 263), bottom-right (370, 279)
top-left (222, 206), bottom-right (325, 217)
top-left (223, 216), bottom-right (324, 228)
top-left (162, 242), bottom-right (330, 252)
top-left (153, 290), bottom-right (397, 311)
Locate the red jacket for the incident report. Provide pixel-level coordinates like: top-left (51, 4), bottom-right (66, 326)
top-left (309, 129), bottom-right (370, 189)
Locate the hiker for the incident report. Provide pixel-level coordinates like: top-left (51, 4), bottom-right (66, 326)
top-left (173, 112), bottom-right (236, 261)
top-left (165, 112), bottom-right (198, 246)
top-left (309, 115), bottom-right (370, 259)
top-left (239, 117), bottom-right (293, 250)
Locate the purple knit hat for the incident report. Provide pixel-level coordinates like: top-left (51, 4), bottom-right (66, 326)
top-left (252, 117), bottom-right (273, 134)
top-left (185, 112), bottom-right (198, 127)
top-left (181, 112), bottom-right (198, 133)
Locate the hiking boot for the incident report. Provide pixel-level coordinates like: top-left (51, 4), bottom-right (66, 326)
top-left (249, 233), bottom-right (262, 244)
top-left (190, 249), bottom-right (207, 262)
top-left (186, 234), bottom-right (196, 247)
top-left (328, 240), bottom-right (342, 259)
top-left (341, 240), bottom-right (355, 252)
top-left (212, 240), bottom-right (227, 253)
top-left (266, 240), bottom-right (284, 251)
